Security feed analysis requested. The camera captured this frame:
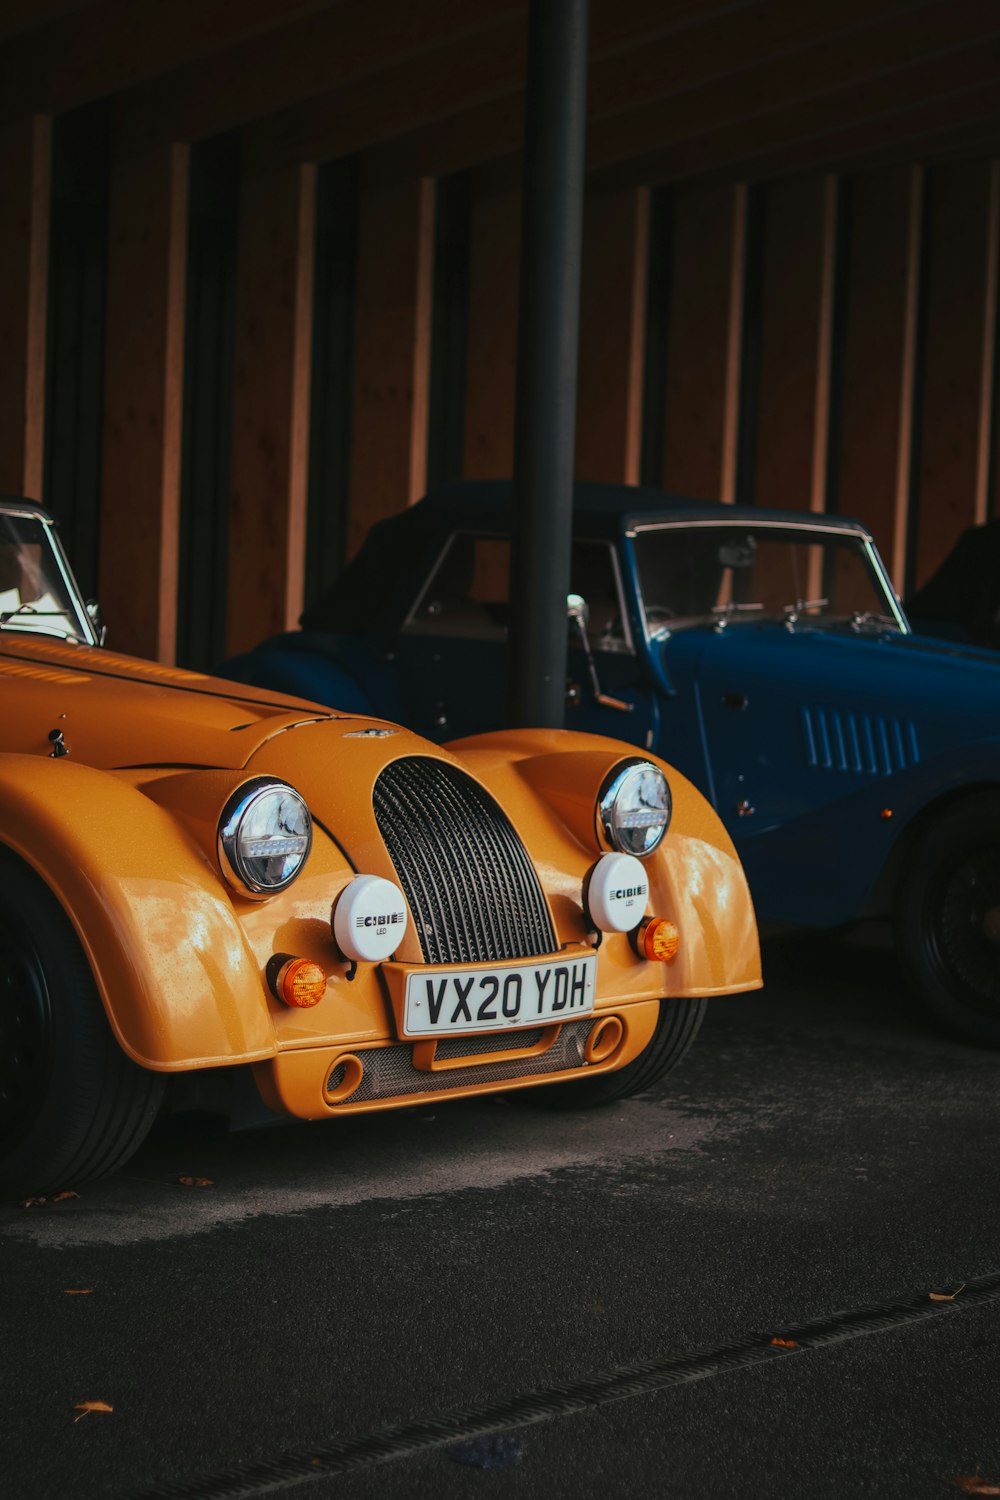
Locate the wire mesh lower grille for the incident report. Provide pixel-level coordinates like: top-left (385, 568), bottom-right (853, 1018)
top-left (326, 1020), bottom-right (596, 1103)
top-left (436, 1028), bottom-right (544, 1060)
top-left (373, 757), bottom-right (557, 964)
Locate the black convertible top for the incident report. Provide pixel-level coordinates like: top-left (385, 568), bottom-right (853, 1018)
top-left (299, 481), bottom-right (714, 633)
top-left (300, 479), bottom-right (869, 634)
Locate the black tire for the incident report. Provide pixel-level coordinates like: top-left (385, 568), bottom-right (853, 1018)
top-left (0, 848), bottom-right (166, 1198)
top-left (528, 996), bottom-right (706, 1109)
top-left (895, 794), bottom-right (1000, 1047)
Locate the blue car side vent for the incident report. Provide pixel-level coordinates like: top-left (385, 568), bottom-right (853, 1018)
top-left (801, 707), bottom-right (920, 776)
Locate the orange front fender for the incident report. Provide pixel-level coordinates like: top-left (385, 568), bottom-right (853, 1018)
top-left (448, 728), bottom-right (762, 998)
top-left (0, 754), bottom-right (274, 1069)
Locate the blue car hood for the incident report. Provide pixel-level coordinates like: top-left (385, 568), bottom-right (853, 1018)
top-left (660, 619), bottom-right (1000, 783)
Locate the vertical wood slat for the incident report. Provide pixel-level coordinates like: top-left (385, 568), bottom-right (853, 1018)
top-left (286, 164), bottom-right (316, 627)
top-left (44, 103), bottom-right (111, 599)
top-left (719, 183), bottom-right (747, 506)
top-left (804, 176), bottom-right (840, 601)
top-left (346, 174), bottom-right (435, 556)
top-left (975, 160), bottom-right (1000, 525)
top-left (225, 160), bottom-right (316, 656)
top-left (810, 175), bottom-right (839, 517)
top-left (158, 145), bottom-right (188, 660)
top-left (304, 158), bottom-right (359, 610)
top-left (912, 161), bottom-right (995, 591)
top-left (23, 114), bottom-right (50, 501)
top-left (752, 177), bottom-right (828, 511)
top-left (100, 136), bottom-right (188, 661)
top-left (462, 177), bottom-right (521, 481)
top-left (426, 171), bottom-right (470, 491)
top-left (409, 176), bottom-right (435, 507)
top-left (0, 114), bottom-right (50, 499)
top-left (174, 132), bottom-right (240, 670)
top-left (624, 187), bottom-right (649, 486)
top-left (661, 182), bottom-right (741, 502)
top-left (835, 167), bottom-right (912, 577)
top-left (893, 165), bottom-right (924, 593)
top-left (575, 186), bottom-right (648, 484)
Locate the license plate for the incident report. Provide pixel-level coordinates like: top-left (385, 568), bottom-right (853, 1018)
top-left (402, 953), bottom-right (597, 1037)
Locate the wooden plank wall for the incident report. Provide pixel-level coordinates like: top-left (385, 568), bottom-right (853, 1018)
top-left (0, 116), bottom-right (50, 503)
top-left (99, 131), bottom-right (188, 661)
top-left (4, 128), bottom-right (1000, 659)
top-left (224, 158), bottom-right (316, 657)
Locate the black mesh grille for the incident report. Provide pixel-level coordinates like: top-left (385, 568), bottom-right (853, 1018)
top-left (373, 757), bottom-right (557, 964)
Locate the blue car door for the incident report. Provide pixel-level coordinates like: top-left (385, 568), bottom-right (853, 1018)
top-left (687, 623), bottom-right (912, 926)
top-left (564, 539), bottom-right (658, 746)
top-left (396, 531), bottom-right (657, 744)
top-left (395, 531), bottom-right (510, 740)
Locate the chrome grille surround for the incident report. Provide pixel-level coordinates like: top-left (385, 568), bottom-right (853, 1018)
top-left (325, 1019), bottom-right (596, 1103)
top-left (372, 756), bottom-right (557, 964)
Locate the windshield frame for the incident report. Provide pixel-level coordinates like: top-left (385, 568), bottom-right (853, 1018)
top-left (626, 516), bottom-right (911, 643)
top-left (403, 526), bottom-right (638, 654)
top-left (0, 502), bottom-right (99, 647)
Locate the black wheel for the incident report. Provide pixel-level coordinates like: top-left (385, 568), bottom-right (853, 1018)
top-left (528, 996), bottom-right (706, 1109)
top-left (0, 848), bottom-right (165, 1198)
top-left (895, 794), bottom-right (1000, 1046)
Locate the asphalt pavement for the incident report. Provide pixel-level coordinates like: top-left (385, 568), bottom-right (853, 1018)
top-left (2, 932), bottom-right (999, 1499)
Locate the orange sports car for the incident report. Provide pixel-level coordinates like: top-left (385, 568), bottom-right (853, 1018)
top-left (0, 496), bottom-right (760, 1197)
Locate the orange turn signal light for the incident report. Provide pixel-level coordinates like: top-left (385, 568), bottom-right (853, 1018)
top-left (637, 916), bottom-right (681, 962)
top-left (267, 954), bottom-right (328, 1008)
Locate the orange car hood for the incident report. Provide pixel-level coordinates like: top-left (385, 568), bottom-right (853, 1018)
top-left (0, 634), bottom-right (348, 770)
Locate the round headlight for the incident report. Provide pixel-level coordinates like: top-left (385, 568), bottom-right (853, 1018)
top-left (596, 760), bottom-right (671, 857)
top-left (218, 778), bottom-right (313, 898)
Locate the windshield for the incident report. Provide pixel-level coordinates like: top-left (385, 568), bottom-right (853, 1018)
top-left (0, 511), bottom-right (92, 644)
top-left (633, 523), bottom-right (903, 638)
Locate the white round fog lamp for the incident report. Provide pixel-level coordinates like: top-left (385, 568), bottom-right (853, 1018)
top-left (586, 852), bottom-right (650, 934)
top-left (332, 875), bottom-right (408, 963)
top-left (596, 760), bottom-right (671, 857)
top-left (218, 779), bottom-right (312, 898)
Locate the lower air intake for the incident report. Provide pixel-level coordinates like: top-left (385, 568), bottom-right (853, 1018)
top-left (326, 1019), bottom-right (597, 1103)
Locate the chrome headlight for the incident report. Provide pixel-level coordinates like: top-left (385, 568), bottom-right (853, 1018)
top-left (218, 778), bottom-right (313, 898)
top-left (596, 760), bottom-right (671, 857)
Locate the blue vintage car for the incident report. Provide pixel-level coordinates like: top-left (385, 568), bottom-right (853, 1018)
top-left (220, 481), bottom-right (1000, 1046)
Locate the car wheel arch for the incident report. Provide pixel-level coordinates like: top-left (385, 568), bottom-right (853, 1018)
top-left (0, 840), bottom-right (168, 1196)
top-left (0, 755), bottom-right (274, 1069)
top-left (867, 779), bottom-right (1000, 918)
top-left (892, 786), bottom-right (1000, 1044)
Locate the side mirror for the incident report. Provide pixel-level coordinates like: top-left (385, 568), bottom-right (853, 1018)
top-left (565, 592), bottom-right (632, 715)
top-left (86, 599), bottom-right (107, 647)
top-left (566, 592), bottom-right (589, 630)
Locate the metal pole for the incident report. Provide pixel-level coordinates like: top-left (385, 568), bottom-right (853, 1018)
top-left (507, 0), bottom-right (590, 728)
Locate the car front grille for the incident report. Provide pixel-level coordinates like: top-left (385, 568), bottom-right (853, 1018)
top-left (372, 756), bottom-right (557, 964)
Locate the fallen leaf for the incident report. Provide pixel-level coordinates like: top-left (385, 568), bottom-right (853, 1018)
top-left (73, 1401), bottom-right (113, 1422)
top-left (177, 1176), bottom-right (214, 1188)
top-left (930, 1282), bottom-right (967, 1302)
top-left (20, 1190), bottom-right (81, 1208)
top-left (770, 1337), bottom-right (798, 1349)
top-left (955, 1475), bottom-right (1000, 1495)
top-left (63, 1289), bottom-right (94, 1296)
